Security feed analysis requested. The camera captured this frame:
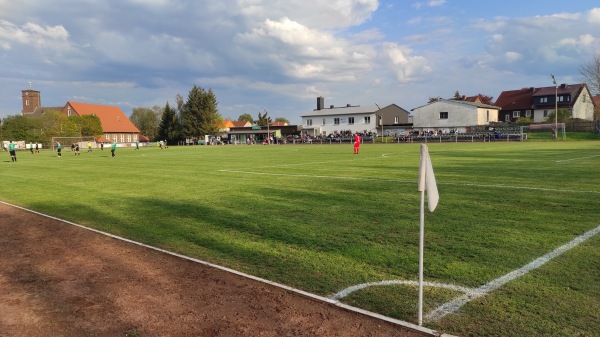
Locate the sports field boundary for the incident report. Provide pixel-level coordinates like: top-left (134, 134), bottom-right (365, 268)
top-left (0, 200), bottom-right (454, 337)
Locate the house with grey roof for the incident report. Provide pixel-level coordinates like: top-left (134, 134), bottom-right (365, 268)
top-left (300, 97), bottom-right (411, 137)
top-left (410, 99), bottom-right (500, 133)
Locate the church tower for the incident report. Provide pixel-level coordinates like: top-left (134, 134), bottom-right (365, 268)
top-left (22, 82), bottom-right (41, 115)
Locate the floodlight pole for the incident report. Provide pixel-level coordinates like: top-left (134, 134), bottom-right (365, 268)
top-left (551, 74), bottom-right (557, 140)
top-left (260, 105), bottom-right (270, 144)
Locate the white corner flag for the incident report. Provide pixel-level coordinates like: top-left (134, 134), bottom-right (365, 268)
top-left (418, 144), bottom-right (439, 212)
top-left (417, 143), bottom-right (439, 326)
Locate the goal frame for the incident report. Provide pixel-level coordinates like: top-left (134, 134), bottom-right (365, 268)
top-left (51, 136), bottom-right (97, 151)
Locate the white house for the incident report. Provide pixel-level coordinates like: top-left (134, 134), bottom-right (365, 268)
top-left (301, 97), bottom-right (411, 136)
top-left (411, 100), bottom-right (500, 133)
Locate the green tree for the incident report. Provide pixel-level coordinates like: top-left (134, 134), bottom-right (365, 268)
top-left (180, 85), bottom-right (222, 137)
top-left (130, 106), bottom-right (161, 140)
top-left (238, 113), bottom-right (254, 124)
top-left (545, 108), bottom-right (572, 123)
top-left (157, 101), bottom-right (180, 143)
top-left (1, 115), bottom-right (35, 141)
top-left (274, 117), bottom-right (289, 125)
top-left (71, 115), bottom-right (103, 137)
top-left (256, 112), bottom-right (272, 127)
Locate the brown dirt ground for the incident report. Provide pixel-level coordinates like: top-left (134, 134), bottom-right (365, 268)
top-left (0, 203), bottom-right (435, 337)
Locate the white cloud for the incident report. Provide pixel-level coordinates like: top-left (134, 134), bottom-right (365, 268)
top-left (588, 8), bottom-right (600, 24)
top-left (383, 42), bottom-right (432, 83)
top-left (504, 51), bottom-right (521, 62)
top-left (413, 0), bottom-right (446, 9)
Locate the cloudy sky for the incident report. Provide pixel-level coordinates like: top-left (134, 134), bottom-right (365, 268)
top-left (1, 0), bottom-right (599, 123)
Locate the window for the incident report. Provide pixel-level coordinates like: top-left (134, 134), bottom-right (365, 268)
top-left (525, 110), bottom-right (531, 117)
top-left (513, 111), bottom-right (520, 118)
top-left (364, 116), bottom-right (371, 124)
top-left (25, 99), bottom-right (29, 106)
top-left (505, 114), bottom-right (511, 122)
top-left (133, 134), bottom-right (138, 141)
top-left (306, 119), bottom-right (312, 126)
top-left (348, 117), bottom-right (354, 124)
top-left (439, 112), bottom-right (448, 119)
top-left (120, 134), bottom-right (124, 142)
top-left (394, 116), bottom-right (399, 124)
top-left (543, 110), bottom-right (548, 117)
top-left (322, 118), bottom-right (326, 125)
top-left (540, 97), bottom-right (548, 103)
top-left (334, 118), bottom-right (340, 125)
top-left (558, 96), bottom-right (564, 102)
top-left (127, 135), bottom-right (131, 142)
top-left (486, 110), bottom-right (489, 122)
top-left (67, 107), bottom-right (72, 116)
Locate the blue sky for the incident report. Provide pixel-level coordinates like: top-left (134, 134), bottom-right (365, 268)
top-left (1, 0), bottom-right (599, 123)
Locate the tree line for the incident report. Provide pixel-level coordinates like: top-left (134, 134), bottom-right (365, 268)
top-left (0, 111), bottom-right (102, 145)
top-left (131, 84), bottom-right (290, 144)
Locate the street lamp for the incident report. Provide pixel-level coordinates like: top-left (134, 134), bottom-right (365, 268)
top-left (551, 74), bottom-right (558, 140)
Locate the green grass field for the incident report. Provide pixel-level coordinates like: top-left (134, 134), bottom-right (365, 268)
top-left (1, 139), bottom-right (599, 336)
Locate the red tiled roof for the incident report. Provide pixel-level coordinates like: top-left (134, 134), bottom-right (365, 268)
top-left (65, 102), bottom-right (140, 133)
top-left (231, 120), bottom-right (251, 127)
top-left (270, 121), bottom-right (288, 126)
top-left (494, 88), bottom-right (536, 110)
top-left (593, 95), bottom-right (600, 106)
top-left (495, 83), bottom-right (589, 111)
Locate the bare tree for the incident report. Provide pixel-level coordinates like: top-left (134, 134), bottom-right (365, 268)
top-left (579, 54), bottom-right (600, 95)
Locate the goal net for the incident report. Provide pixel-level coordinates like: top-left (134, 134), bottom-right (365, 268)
top-left (51, 136), bottom-right (98, 151)
top-left (526, 123), bottom-right (566, 140)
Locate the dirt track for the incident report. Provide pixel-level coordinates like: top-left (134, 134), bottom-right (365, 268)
top-left (0, 203), bottom-right (434, 337)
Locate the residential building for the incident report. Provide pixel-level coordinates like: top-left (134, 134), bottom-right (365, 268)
top-left (495, 83), bottom-right (595, 123)
top-left (410, 100), bottom-right (500, 133)
top-left (62, 102), bottom-right (141, 144)
top-left (20, 87), bottom-right (141, 144)
top-left (300, 96), bottom-right (411, 137)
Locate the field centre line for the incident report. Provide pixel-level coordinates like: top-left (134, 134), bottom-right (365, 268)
top-left (0, 200), bottom-right (445, 337)
top-left (218, 169), bottom-right (600, 194)
top-left (555, 154), bottom-right (600, 163)
top-left (425, 224), bottom-right (600, 322)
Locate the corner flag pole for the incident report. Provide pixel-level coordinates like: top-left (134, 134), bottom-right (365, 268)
top-left (417, 144), bottom-right (439, 326)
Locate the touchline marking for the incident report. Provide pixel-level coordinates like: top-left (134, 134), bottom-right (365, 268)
top-left (556, 154), bottom-right (600, 163)
top-left (218, 170), bottom-right (600, 194)
top-left (425, 224), bottom-right (600, 322)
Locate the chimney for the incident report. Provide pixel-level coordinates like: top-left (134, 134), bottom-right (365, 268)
top-left (317, 96), bottom-right (324, 110)
top-left (560, 83), bottom-right (566, 89)
top-left (347, 104), bottom-right (351, 107)
top-left (330, 105), bottom-right (334, 109)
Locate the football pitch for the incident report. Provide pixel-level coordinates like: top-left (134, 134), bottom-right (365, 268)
top-left (2, 141), bottom-right (599, 336)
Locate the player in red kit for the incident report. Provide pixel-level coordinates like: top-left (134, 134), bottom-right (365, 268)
top-left (353, 133), bottom-right (361, 154)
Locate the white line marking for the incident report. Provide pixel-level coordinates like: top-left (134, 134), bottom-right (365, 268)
top-left (218, 170), bottom-right (600, 194)
top-left (556, 154), bottom-right (600, 163)
top-left (0, 200), bottom-right (442, 337)
top-left (332, 280), bottom-right (475, 300)
top-left (425, 224), bottom-right (600, 322)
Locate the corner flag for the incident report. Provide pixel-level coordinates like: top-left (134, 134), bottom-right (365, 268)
top-left (417, 143), bottom-right (439, 326)
top-left (418, 144), bottom-right (439, 212)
